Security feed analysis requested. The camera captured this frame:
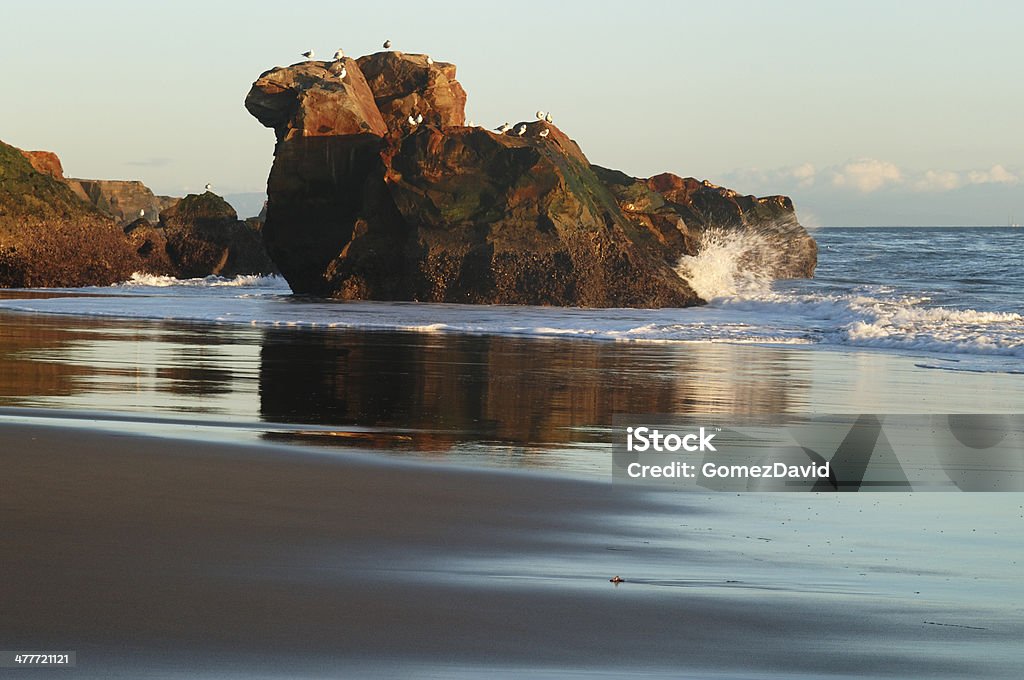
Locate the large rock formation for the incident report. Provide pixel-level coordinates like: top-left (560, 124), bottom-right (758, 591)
top-left (246, 53), bottom-right (816, 306)
top-left (0, 140), bottom-right (142, 287)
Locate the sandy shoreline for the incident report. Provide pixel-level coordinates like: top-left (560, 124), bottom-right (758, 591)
top-left (3, 421), bottom-right (1021, 679)
top-left (1, 308), bottom-right (1022, 678)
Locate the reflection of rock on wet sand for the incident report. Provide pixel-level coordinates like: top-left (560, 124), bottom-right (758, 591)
top-left (258, 329), bottom-right (808, 454)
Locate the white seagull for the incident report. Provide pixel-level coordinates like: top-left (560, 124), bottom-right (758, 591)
top-left (334, 48), bottom-right (345, 60)
top-left (408, 114), bottom-right (417, 126)
top-left (204, 183), bottom-right (212, 191)
top-left (536, 110), bottom-right (545, 120)
top-left (496, 122), bottom-right (511, 133)
top-left (426, 56), bottom-right (434, 65)
top-left (415, 113), bottom-right (424, 124)
top-left (539, 129), bottom-right (550, 138)
top-left (139, 209), bottom-right (145, 217)
top-left (545, 112), bottom-right (553, 123)
top-left (301, 50), bottom-right (315, 60)
top-left (338, 67), bottom-right (347, 79)
top-left (383, 39), bottom-right (392, 49)
top-left (515, 124), bottom-right (526, 136)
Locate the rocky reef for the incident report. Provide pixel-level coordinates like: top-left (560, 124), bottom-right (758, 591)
top-left (1, 141), bottom-right (275, 286)
top-left (246, 52), bottom-right (816, 306)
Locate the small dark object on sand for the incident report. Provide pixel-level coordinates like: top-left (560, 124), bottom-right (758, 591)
top-left (610, 575), bottom-right (624, 583)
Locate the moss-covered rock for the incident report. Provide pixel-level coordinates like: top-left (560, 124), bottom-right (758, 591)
top-left (160, 192), bottom-right (275, 278)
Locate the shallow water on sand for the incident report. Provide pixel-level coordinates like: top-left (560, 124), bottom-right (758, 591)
top-left (2, 311), bottom-right (1022, 472)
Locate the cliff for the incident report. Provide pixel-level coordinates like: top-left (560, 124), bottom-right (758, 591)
top-left (1, 141), bottom-right (275, 285)
top-left (246, 53), bottom-right (816, 306)
top-left (0, 140), bottom-right (142, 287)
top-left (66, 178), bottom-right (179, 226)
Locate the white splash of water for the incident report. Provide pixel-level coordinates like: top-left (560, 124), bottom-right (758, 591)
top-left (119, 272), bottom-right (287, 288)
top-left (674, 227), bottom-right (780, 301)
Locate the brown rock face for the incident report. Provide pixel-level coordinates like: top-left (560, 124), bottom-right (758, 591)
top-left (380, 124), bottom-right (689, 306)
top-left (245, 59), bottom-right (388, 142)
top-left (18, 150), bottom-right (65, 179)
top-left (159, 192), bottom-right (276, 278)
top-left (356, 52), bottom-right (467, 130)
top-left (245, 52), bottom-right (815, 306)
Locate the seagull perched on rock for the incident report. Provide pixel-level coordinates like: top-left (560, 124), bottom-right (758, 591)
top-left (539, 128), bottom-right (550, 138)
top-left (545, 112), bottom-right (553, 123)
top-left (204, 183), bottom-right (212, 192)
top-left (383, 39), bottom-right (392, 49)
top-left (415, 113), bottom-right (424, 124)
top-left (301, 50), bottom-right (315, 60)
top-left (496, 122), bottom-right (511, 133)
top-left (536, 110), bottom-right (545, 120)
top-left (139, 208), bottom-right (145, 218)
top-left (426, 56), bottom-right (433, 65)
top-left (333, 48), bottom-right (345, 60)
top-left (515, 124), bottom-right (526, 136)
top-left (338, 67), bottom-right (347, 79)
top-left (407, 114), bottom-right (417, 126)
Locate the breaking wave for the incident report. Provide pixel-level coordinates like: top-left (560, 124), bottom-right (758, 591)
top-left (671, 226), bottom-right (1024, 368)
top-left (118, 272), bottom-right (290, 289)
top-left (674, 226), bottom-right (779, 300)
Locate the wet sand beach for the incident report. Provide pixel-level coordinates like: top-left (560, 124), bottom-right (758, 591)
top-left (2, 310), bottom-right (1023, 679)
top-left (4, 422), bottom-right (1023, 679)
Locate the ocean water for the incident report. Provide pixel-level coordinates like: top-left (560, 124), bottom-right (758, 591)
top-left (0, 227), bottom-right (1020, 373)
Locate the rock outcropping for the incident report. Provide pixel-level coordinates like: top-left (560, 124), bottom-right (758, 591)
top-left (158, 192), bottom-right (275, 278)
top-left (247, 53), bottom-right (816, 306)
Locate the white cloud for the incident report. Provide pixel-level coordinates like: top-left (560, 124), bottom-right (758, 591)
top-left (789, 162), bottom-right (816, 188)
top-left (912, 169), bottom-right (962, 192)
top-left (721, 160), bottom-right (1020, 199)
top-left (829, 159), bottom-right (903, 193)
top-left (718, 163), bottom-right (816, 190)
top-left (966, 164), bottom-right (1019, 186)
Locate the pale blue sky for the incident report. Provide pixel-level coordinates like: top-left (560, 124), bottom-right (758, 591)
top-left (2, 0), bottom-right (1021, 225)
